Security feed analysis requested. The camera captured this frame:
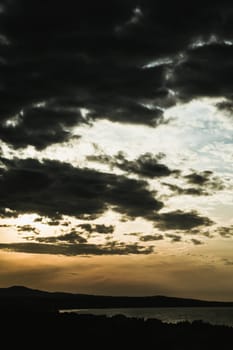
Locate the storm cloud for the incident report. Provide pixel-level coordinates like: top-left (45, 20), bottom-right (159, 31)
top-left (0, 157), bottom-right (163, 220)
top-left (170, 43), bottom-right (233, 103)
top-left (0, 1), bottom-right (232, 149)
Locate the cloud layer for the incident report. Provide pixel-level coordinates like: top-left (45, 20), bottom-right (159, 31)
top-left (0, 1), bottom-right (232, 149)
top-left (0, 241), bottom-right (153, 256)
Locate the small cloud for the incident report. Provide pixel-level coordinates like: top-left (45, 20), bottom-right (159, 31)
top-left (184, 171), bottom-right (225, 192)
top-left (222, 258), bottom-right (233, 266)
top-left (88, 151), bottom-right (179, 179)
top-left (124, 232), bottom-right (142, 237)
top-left (190, 238), bottom-right (203, 245)
top-left (35, 232), bottom-right (87, 244)
top-left (163, 182), bottom-right (208, 196)
top-left (188, 229), bottom-right (214, 238)
top-left (216, 226), bottom-right (233, 238)
top-left (46, 220), bottom-right (61, 226)
top-left (140, 234), bottom-right (164, 242)
top-left (17, 225), bottom-right (39, 235)
top-left (165, 234), bottom-right (182, 243)
top-left (154, 210), bottom-right (213, 231)
top-left (78, 223), bottom-right (115, 234)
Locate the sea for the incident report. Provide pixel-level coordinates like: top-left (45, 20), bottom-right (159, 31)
top-left (59, 307), bottom-right (233, 327)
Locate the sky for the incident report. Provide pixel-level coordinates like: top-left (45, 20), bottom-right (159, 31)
top-left (0, 0), bottom-right (232, 300)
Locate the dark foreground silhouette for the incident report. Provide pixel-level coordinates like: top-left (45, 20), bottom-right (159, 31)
top-left (1, 311), bottom-right (232, 349)
top-left (1, 287), bottom-right (232, 349)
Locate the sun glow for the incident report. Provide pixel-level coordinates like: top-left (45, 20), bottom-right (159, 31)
top-left (15, 214), bottom-right (39, 226)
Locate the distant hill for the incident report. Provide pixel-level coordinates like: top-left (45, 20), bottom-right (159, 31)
top-left (0, 286), bottom-right (232, 312)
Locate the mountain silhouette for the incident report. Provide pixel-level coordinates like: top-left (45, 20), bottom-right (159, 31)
top-left (0, 286), bottom-right (232, 312)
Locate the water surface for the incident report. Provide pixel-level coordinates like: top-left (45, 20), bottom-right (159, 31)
top-left (59, 307), bottom-right (233, 327)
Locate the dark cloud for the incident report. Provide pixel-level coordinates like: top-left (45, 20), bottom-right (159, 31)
top-left (33, 217), bottom-right (43, 223)
top-left (0, 1), bottom-right (232, 149)
top-left (188, 229), bottom-right (214, 238)
top-left (17, 225), bottom-right (39, 234)
top-left (0, 208), bottom-right (18, 218)
top-left (33, 216), bottom-right (71, 226)
top-left (0, 1), bottom-right (169, 150)
top-left (124, 232), bottom-right (141, 237)
top-left (0, 157), bottom-right (163, 220)
top-left (0, 106), bottom-right (84, 150)
top-left (46, 220), bottom-right (61, 226)
top-left (217, 226), bottom-right (233, 238)
top-left (184, 171), bottom-right (224, 191)
top-left (164, 171), bottom-right (225, 197)
top-left (169, 43), bottom-right (233, 103)
top-left (190, 238), bottom-right (203, 245)
top-left (185, 171), bottom-right (213, 186)
top-left (78, 224), bottom-right (115, 234)
top-left (216, 99), bottom-right (233, 116)
top-left (139, 234), bottom-right (164, 242)
top-left (113, 152), bottom-right (180, 178)
top-left (88, 152), bottom-right (179, 178)
top-left (165, 234), bottom-right (182, 243)
top-left (163, 183), bottom-right (208, 196)
top-left (154, 210), bottom-right (213, 231)
top-left (35, 232), bottom-right (87, 244)
top-left (0, 241), bottom-right (153, 256)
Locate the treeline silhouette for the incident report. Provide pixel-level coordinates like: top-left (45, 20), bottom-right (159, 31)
top-left (1, 312), bottom-right (232, 349)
